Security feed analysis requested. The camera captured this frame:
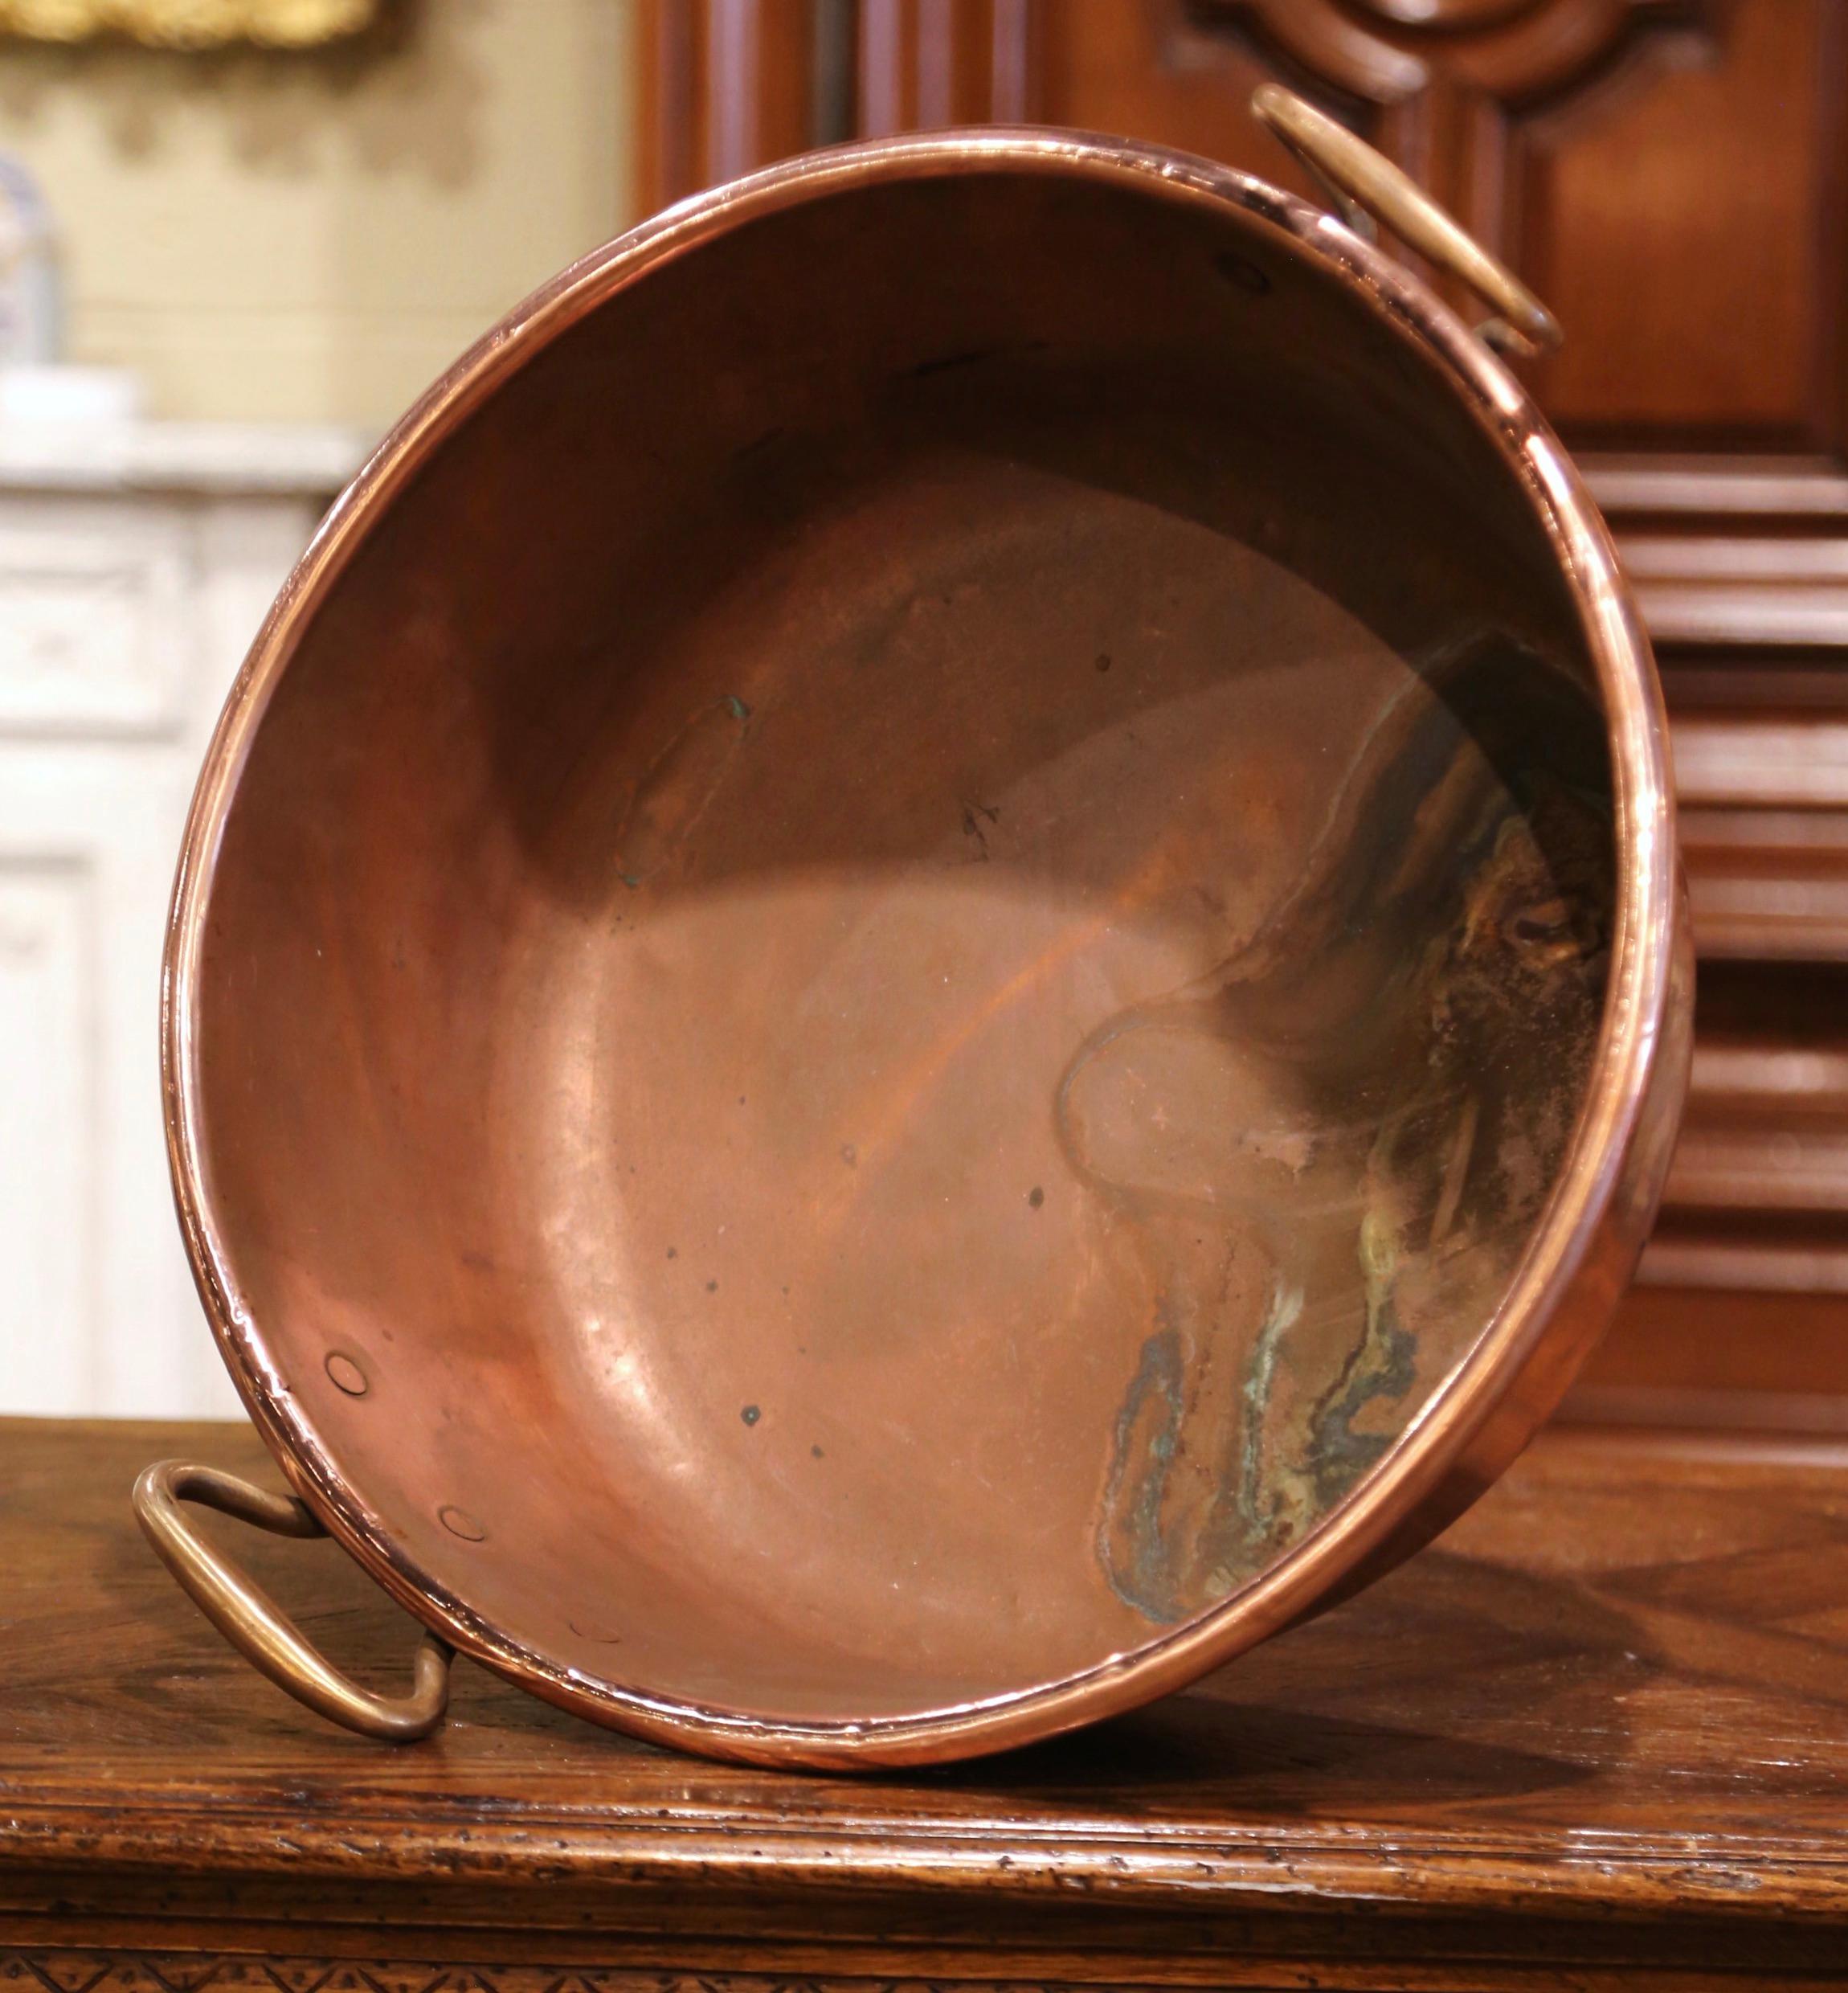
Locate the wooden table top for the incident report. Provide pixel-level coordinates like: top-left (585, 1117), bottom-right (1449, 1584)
top-left (4, 1415), bottom-right (1847, 1987)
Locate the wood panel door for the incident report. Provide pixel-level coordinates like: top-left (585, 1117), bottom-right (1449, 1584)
top-left (635, 0), bottom-right (1848, 1426)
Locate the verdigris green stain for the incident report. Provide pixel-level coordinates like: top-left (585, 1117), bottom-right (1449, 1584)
top-left (1097, 1325), bottom-right (1189, 1623)
top-left (1237, 1275), bottom-right (1302, 1537)
top-left (1305, 1209), bottom-right (1417, 1505)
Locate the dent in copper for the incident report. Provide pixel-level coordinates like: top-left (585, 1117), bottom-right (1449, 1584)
top-left (162, 136), bottom-right (1687, 1766)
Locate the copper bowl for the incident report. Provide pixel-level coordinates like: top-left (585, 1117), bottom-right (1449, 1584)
top-left (137, 100), bottom-right (1688, 1769)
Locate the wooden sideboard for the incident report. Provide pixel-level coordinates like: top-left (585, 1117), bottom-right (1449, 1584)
top-left (631, 0), bottom-right (1848, 1425)
top-left (6, 1415), bottom-right (1847, 1986)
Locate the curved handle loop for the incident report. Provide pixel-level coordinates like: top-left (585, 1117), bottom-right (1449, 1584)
top-left (133, 1459), bottom-right (451, 1742)
top-left (1252, 83), bottom-right (1562, 358)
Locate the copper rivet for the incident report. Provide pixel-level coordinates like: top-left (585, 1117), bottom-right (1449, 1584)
top-left (439, 1504), bottom-right (487, 1542)
top-left (325, 1351), bottom-right (369, 1397)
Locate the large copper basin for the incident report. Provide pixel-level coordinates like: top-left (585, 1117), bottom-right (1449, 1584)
top-left (143, 121), bottom-right (1687, 1766)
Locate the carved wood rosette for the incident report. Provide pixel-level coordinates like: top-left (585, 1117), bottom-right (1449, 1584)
top-left (1202, 0), bottom-right (1723, 253)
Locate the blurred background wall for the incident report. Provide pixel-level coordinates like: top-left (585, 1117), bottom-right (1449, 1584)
top-left (0, 0), bottom-right (636, 426)
top-left (0, 2), bottom-right (639, 1419)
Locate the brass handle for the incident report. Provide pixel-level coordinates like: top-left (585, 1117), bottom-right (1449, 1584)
top-left (1252, 83), bottom-right (1561, 358)
top-left (133, 1459), bottom-right (452, 1741)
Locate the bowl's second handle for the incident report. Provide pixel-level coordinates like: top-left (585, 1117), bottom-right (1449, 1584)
top-left (133, 1459), bottom-right (452, 1741)
top-left (1252, 83), bottom-right (1562, 359)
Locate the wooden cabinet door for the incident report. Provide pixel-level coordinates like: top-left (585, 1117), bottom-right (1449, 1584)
top-left (636, 0), bottom-right (1848, 1427)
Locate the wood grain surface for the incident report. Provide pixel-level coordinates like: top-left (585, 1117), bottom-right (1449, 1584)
top-left (3, 1417), bottom-right (1847, 1984)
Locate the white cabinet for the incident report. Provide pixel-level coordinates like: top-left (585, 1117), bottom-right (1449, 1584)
top-left (0, 424), bottom-right (366, 1416)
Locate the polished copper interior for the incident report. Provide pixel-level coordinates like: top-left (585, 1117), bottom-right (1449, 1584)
top-left (173, 146), bottom-right (1666, 1762)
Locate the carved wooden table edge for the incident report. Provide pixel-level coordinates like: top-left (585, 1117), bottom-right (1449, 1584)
top-left (7, 1803), bottom-right (1848, 1984)
top-left (3, 1805), bottom-right (1846, 1920)
top-left (6, 1417), bottom-right (1848, 1986)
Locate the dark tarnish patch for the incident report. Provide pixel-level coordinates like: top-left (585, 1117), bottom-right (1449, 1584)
top-left (1069, 631), bottom-right (1613, 1627)
top-left (731, 425), bottom-right (784, 464)
top-left (1214, 250), bottom-right (1272, 296)
top-left (614, 696), bottom-right (750, 887)
top-left (910, 345), bottom-right (1004, 379)
top-left (1098, 1327), bottom-right (1189, 1623)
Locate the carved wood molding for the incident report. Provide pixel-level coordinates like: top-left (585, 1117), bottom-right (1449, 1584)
top-left (1646, 1020), bottom-right (1848, 1294)
top-left (1610, 496), bottom-right (1848, 967)
top-left (637, 0), bottom-right (1038, 215)
top-left (637, 1), bottom-right (808, 217)
top-left (857, 0), bottom-right (1037, 136)
top-left (1566, 447), bottom-right (1848, 1297)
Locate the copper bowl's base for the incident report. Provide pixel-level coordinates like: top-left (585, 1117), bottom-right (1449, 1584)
top-left (168, 147), bottom-right (1669, 1762)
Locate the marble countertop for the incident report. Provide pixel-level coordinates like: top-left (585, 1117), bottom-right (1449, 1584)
top-left (0, 418), bottom-right (373, 497)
